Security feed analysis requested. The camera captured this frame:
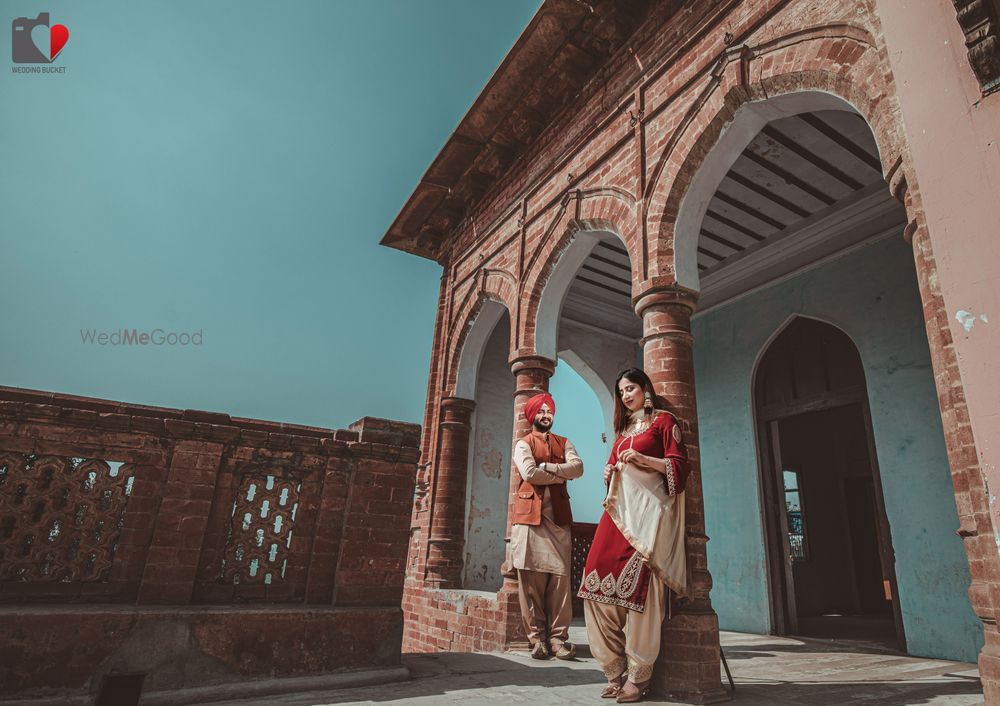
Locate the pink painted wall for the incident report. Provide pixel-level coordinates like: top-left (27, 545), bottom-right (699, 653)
top-left (875, 1), bottom-right (1000, 528)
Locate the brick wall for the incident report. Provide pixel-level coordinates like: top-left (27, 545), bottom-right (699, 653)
top-left (0, 386), bottom-right (419, 702)
top-left (402, 581), bottom-right (524, 653)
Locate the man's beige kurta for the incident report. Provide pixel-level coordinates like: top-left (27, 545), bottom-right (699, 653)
top-left (510, 437), bottom-right (583, 651)
top-left (510, 439), bottom-right (583, 574)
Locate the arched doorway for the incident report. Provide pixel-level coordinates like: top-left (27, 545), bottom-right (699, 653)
top-left (754, 316), bottom-right (904, 649)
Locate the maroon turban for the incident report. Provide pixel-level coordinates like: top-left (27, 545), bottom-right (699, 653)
top-left (524, 393), bottom-right (555, 424)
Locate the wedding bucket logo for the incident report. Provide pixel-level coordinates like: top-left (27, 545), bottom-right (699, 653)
top-left (12, 12), bottom-right (69, 67)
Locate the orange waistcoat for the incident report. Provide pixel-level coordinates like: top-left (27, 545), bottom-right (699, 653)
top-left (512, 431), bottom-right (573, 527)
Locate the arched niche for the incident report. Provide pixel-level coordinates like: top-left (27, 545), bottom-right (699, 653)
top-left (455, 302), bottom-right (515, 592)
top-left (454, 298), bottom-right (510, 401)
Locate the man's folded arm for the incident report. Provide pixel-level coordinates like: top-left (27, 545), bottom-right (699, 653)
top-left (544, 440), bottom-right (584, 480)
top-left (513, 440), bottom-right (563, 485)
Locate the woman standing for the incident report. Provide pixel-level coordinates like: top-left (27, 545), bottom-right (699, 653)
top-left (577, 368), bottom-right (690, 703)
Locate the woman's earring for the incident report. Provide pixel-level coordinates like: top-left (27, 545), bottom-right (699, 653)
top-left (643, 391), bottom-right (653, 409)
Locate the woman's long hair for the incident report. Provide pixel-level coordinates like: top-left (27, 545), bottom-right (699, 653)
top-left (612, 368), bottom-right (668, 434)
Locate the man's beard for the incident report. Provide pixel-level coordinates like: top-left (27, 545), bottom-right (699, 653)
top-left (533, 420), bottom-right (551, 432)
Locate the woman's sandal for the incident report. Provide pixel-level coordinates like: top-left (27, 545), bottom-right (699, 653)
top-left (601, 673), bottom-right (625, 699)
top-left (615, 679), bottom-right (651, 703)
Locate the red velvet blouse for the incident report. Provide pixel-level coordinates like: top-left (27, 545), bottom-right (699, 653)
top-left (606, 411), bottom-right (689, 496)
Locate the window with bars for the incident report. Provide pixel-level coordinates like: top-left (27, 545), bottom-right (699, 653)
top-left (782, 468), bottom-right (808, 561)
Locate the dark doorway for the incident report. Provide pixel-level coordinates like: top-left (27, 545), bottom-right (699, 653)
top-left (755, 317), bottom-right (905, 651)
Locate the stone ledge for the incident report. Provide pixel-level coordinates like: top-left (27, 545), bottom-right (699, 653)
top-left (0, 667), bottom-right (411, 706)
top-left (144, 666), bottom-right (411, 706)
top-left (0, 606), bottom-right (405, 702)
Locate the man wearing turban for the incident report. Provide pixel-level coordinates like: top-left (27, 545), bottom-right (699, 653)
top-left (510, 392), bottom-right (584, 660)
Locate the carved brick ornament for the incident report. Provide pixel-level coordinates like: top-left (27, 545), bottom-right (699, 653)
top-left (955, 0), bottom-right (1000, 93)
top-left (0, 453), bottom-right (134, 582)
top-left (220, 472), bottom-right (301, 586)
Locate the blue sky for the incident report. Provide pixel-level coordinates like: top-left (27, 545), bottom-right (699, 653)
top-left (1, 0), bottom-right (611, 518)
top-left (1, 0), bottom-right (539, 425)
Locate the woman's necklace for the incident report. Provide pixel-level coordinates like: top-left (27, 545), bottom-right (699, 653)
top-left (621, 410), bottom-right (651, 439)
top-left (615, 412), bottom-right (647, 460)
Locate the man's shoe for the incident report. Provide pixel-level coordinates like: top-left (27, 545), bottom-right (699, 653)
top-left (553, 642), bottom-right (577, 660)
top-left (530, 642), bottom-right (551, 660)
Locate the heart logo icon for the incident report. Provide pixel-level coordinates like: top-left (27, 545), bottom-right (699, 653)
top-left (50, 24), bottom-right (69, 60)
top-left (29, 20), bottom-right (69, 61)
top-left (12, 13), bottom-right (69, 64)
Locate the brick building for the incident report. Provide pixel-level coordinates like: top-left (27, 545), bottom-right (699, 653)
top-left (383, 0), bottom-right (1000, 703)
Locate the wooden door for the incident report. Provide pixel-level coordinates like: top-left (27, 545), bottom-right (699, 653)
top-left (754, 317), bottom-right (905, 650)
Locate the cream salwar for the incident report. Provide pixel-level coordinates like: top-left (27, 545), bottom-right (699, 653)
top-left (584, 575), bottom-right (667, 684)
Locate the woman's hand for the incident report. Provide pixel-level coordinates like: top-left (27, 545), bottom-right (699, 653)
top-left (619, 449), bottom-right (657, 473)
top-left (603, 463), bottom-right (616, 484)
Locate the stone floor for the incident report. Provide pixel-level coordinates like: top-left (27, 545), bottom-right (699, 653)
top-left (217, 623), bottom-right (984, 705)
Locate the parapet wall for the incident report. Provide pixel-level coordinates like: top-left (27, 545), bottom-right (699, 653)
top-left (0, 387), bottom-right (419, 703)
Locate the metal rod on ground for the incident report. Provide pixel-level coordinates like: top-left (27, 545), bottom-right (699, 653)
top-left (721, 647), bottom-right (735, 691)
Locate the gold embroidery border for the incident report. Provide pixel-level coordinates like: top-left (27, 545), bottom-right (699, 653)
top-left (615, 551), bottom-right (644, 599)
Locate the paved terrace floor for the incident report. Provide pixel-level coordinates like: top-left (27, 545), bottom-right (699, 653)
top-left (218, 623), bottom-right (984, 706)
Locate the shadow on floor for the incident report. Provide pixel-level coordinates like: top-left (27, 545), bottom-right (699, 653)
top-left (721, 640), bottom-right (902, 659)
top-left (212, 628), bottom-right (983, 705)
top-left (271, 653), bottom-right (609, 705)
top-left (224, 648), bottom-right (984, 706)
top-left (725, 679), bottom-right (983, 706)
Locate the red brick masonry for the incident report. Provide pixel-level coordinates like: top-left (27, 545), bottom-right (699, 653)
top-left (0, 386), bottom-right (419, 702)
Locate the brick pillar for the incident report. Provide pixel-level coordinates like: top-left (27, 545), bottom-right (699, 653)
top-left (636, 286), bottom-right (728, 704)
top-left (891, 167), bottom-right (1000, 702)
top-left (417, 269), bottom-right (451, 512)
top-left (498, 354), bottom-right (556, 648)
top-left (425, 396), bottom-right (475, 588)
top-left (335, 418), bottom-right (420, 607)
top-left (138, 440), bottom-right (223, 604)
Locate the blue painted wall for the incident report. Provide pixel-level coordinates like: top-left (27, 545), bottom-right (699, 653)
top-left (692, 234), bottom-right (982, 662)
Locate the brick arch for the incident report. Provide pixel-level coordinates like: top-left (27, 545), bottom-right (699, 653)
top-left (445, 269), bottom-right (516, 399)
top-left (519, 189), bottom-right (639, 360)
top-left (644, 24), bottom-right (905, 290)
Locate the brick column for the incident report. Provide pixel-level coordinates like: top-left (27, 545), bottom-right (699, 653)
top-left (335, 418), bottom-right (420, 607)
top-left (425, 396), bottom-right (476, 588)
top-left (636, 285), bottom-right (727, 704)
top-left (137, 440), bottom-right (223, 604)
top-left (417, 269), bottom-right (451, 512)
top-left (891, 167), bottom-right (1000, 702)
top-left (494, 354), bottom-right (557, 647)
